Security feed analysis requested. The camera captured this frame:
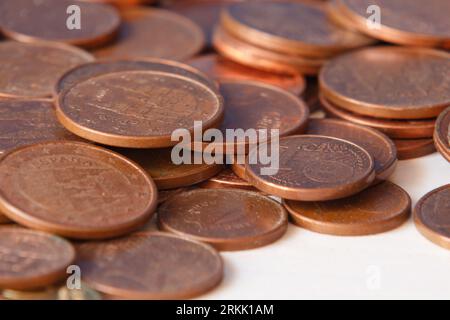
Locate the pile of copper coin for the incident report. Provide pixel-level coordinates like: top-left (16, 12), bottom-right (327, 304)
top-left (0, 0), bottom-right (448, 300)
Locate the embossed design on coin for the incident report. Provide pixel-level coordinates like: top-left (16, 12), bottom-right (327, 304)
top-left (246, 135), bottom-right (375, 201)
top-left (158, 189), bottom-right (288, 251)
top-left (0, 142), bottom-right (158, 239)
top-left (434, 107), bottom-right (450, 162)
top-left (199, 168), bottom-right (255, 191)
top-left (57, 70), bottom-right (224, 148)
top-left (284, 181), bottom-right (411, 236)
top-left (0, 227), bottom-right (75, 290)
top-left (77, 232), bottom-right (223, 299)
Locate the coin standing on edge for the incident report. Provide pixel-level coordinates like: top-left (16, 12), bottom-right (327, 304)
top-left (394, 139), bottom-right (436, 160)
top-left (246, 135), bottom-right (376, 201)
top-left (199, 168), bottom-right (255, 191)
top-left (414, 185), bottom-right (450, 249)
top-left (0, 142), bottom-right (158, 239)
top-left (158, 189), bottom-right (288, 251)
top-left (434, 107), bottom-right (450, 162)
top-left (77, 232), bottom-right (223, 299)
top-left (284, 181), bottom-right (411, 236)
top-left (0, 227), bottom-right (75, 290)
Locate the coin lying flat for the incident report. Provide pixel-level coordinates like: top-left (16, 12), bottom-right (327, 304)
top-left (0, 100), bottom-right (83, 155)
top-left (0, 227), bottom-right (75, 290)
top-left (77, 232), bottom-right (223, 299)
top-left (434, 107), bottom-right (450, 162)
top-left (394, 139), bottom-right (436, 160)
top-left (0, 142), bottom-right (158, 239)
top-left (94, 8), bottom-right (204, 61)
top-left (336, 0), bottom-right (450, 48)
top-left (0, 41), bottom-right (94, 99)
top-left (199, 168), bottom-right (255, 191)
top-left (246, 135), bottom-right (376, 201)
top-left (284, 181), bottom-right (411, 236)
top-left (320, 46), bottom-right (450, 119)
top-left (0, 0), bottom-right (120, 48)
top-left (306, 119), bottom-right (397, 181)
top-left (414, 185), bottom-right (450, 249)
top-left (158, 189), bottom-right (288, 251)
top-left (56, 70), bottom-right (224, 148)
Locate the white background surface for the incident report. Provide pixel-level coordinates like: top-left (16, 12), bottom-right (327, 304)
top-left (202, 153), bottom-right (450, 300)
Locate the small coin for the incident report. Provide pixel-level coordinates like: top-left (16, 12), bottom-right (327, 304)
top-left (0, 0), bottom-right (120, 48)
top-left (336, 0), bottom-right (450, 48)
top-left (76, 232), bottom-right (223, 299)
top-left (2, 287), bottom-right (58, 300)
top-left (0, 227), bottom-right (75, 290)
top-left (199, 168), bottom-right (255, 191)
top-left (283, 181), bottom-right (411, 236)
top-left (0, 142), bottom-right (158, 239)
top-left (414, 184), bottom-right (450, 249)
top-left (394, 139), bottom-right (436, 161)
top-left (0, 41), bottom-right (94, 99)
top-left (230, 158), bottom-right (247, 181)
top-left (434, 107), bottom-right (450, 162)
top-left (158, 189), bottom-right (288, 250)
top-left (320, 46), bottom-right (450, 119)
top-left (157, 188), bottom-right (192, 205)
top-left (320, 94), bottom-right (436, 139)
top-left (246, 135), bottom-right (376, 201)
top-left (57, 283), bottom-right (102, 300)
top-left (306, 119), bottom-right (397, 181)
top-left (114, 148), bottom-right (223, 190)
top-left (0, 100), bottom-right (83, 155)
top-left (56, 70), bottom-right (224, 148)
top-left (93, 7), bottom-right (204, 61)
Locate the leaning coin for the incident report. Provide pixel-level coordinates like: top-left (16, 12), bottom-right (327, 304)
top-left (434, 107), bottom-right (450, 162)
top-left (414, 185), bottom-right (450, 249)
top-left (0, 142), bottom-right (158, 239)
top-left (0, 227), bottom-right (75, 290)
top-left (76, 232), bottom-right (223, 299)
top-left (158, 189), bottom-right (288, 251)
top-left (246, 135), bottom-right (375, 201)
top-left (394, 139), bottom-right (436, 160)
top-left (57, 283), bottom-right (102, 300)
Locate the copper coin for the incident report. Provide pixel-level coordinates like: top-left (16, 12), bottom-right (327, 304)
top-left (158, 189), bottom-right (288, 251)
top-left (336, 0), bottom-right (450, 48)
top-left (434, 107), bottom-right (450, 162)
top-left (93, 7), bottom-right (204, 61)
top-left (320, 94), bottom-right (436, 139)
top-left (306, 119), bottom-right (397, 181)
top-left (246, 135), bottom-right (375, 201)
top-left (188, 54), bottom-right (306, 95)
top-left (0, 100), bottom-right (83, 155)
top-left (213, 25), bottom-right (325, 75)
top-left (0, 227), bottom-right (75, 290)
top-left (157, 188), bottom-right (192, 205)
top-left (0, 215), bottom-right (11, 224)
top-left (114, 148), bottom-right (223, 190)
top-left (221, 0), bottom-right (374, 58)
top-left (414, 184), bottom-right (450, 249)
top-left (320, 46), bottom-right (450, 119)
top-left (80, 0), bottom-right (155, 7)
top-left (56, 70), bottom-right (224, 148)
top-left (0, 41), bottom-right (94, 99)
top-left (394, 139), bottom-right (436, 161)
top-left (0, 0), bottom-right (120, 48)
top-left (76, 232), bottom-right (223, 299)
top-left (0, 141), bottom-right (158, 239)
top-left (283, 181), bottom-right (411, 236)
top-left (199, 168), bottom-right (255, 191)
top-left (231, 159), bottom-right (247, 181)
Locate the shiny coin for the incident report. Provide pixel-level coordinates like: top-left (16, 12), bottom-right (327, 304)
top-left (434, 107), bottom-right (450, 162)
top-left (284, 181), bottom-right (411, 236)
top-left (57, 283), bottom-right (102, 300)
top-left (0, 142), bottom-right (158, 239)
top-left (394, 139), bottom-right (436, 160)
top-left (77, 232), bottom-right (223, 299)
top-left (199, 168), bottom-right (255, 191)
top-left (158, 189), bottom-right (288, 251)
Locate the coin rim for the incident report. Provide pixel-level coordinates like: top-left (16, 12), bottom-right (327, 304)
top-left (433, 107), bottom-right (450, 162)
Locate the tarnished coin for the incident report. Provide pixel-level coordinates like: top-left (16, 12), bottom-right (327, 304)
top-left (77, 232), bottom-right (223, 299)
top-left (57, 283), bottom-right (102, 300)
top-left (221, 0), bottom-right (374, 58)
top-left (158, 189), bottom-right (288, 251)
top-left (306, 119), bottom-right (397, 181)
top-left (93, 8), bottom-right (204, 61)
top-left (2, 288), bottom-right (57, 300)
top-left (0, 41), bottom-right (94, 99)
top-left (56, 70), bottom-right (224, 148)
top-left (336, 0), bottom-right (450, 48)
top-left (0, 0), bottom-right (120, 48)
top-left (414, 185), bottom-right (450, 249)
top-left (434, 107), bottom-right (450, 162)
top-left (284, 181), bottom-right (411, 236)
top-left (0, 142), bottom-right (158, 239)
top-left (394, 139), bottom-right (436, 160)
top-left (199, 168), bottom-right (255, 191)
top-left (0, 227), bottom-right (75, 290)
top-left (320, 94), bottom-right (436, 139)
top-left (320, 46), bottom-right (450, 119)
top-left (246, 135), bottom-right (375, 201)
top-left (0, 100), bottom-right (83, 155)
top-left (188, 54), bottom-right (306, 95)
top-left (114, 148), bottom-right (223, 190)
